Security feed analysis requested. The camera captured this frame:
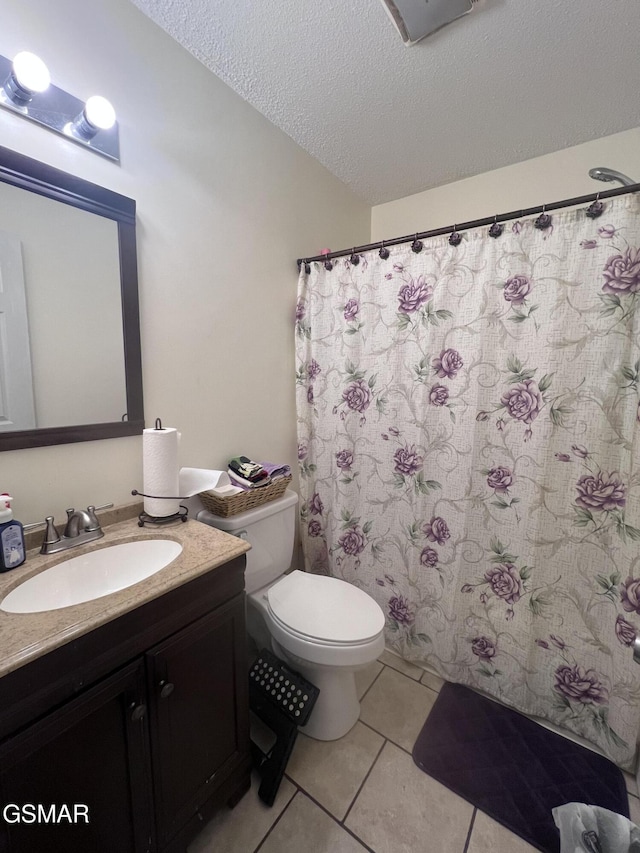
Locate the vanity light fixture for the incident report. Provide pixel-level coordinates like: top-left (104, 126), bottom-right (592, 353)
top-left (2, 51), bottom-right (50, 106)
top-left (0, 51), bottom-right (119, 163)
top-left (67, 95), bottom-right (116, 141)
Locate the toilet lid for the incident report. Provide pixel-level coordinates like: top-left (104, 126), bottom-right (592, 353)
top-left (267, 571), bottom-right (385, 644)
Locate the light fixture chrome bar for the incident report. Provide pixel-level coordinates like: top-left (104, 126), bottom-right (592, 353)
top-left (0, 53), bottom-right (119, 163)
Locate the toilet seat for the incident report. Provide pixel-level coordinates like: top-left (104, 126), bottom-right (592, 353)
top-left (267, 570), bottom-right (385, 646)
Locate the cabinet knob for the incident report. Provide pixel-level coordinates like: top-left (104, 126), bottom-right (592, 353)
top-left (159, 680), bottom-right (175, 699)
top-left (130, 703), bottom-right (146, 722)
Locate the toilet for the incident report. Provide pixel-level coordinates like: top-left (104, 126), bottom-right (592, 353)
top-left (192, 489), bottom-right (385, 740)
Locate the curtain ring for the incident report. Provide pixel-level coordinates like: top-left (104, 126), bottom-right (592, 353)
top-left (586, 192), bottom-right (605, 219)
top-left (489, 217), bottom-right (504, 239)
top-left (449, 225), bottom-right (462, 246)
top-left (379, 239), bottom-right (390, 260)
top-left (535, 206), bottom-right (553, 230)
top-left (350, 247), bottom-right (360, 266)
top-left (411, 232), bottom-right (423, 253)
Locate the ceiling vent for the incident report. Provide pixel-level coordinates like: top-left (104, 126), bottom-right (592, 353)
top-left (380, 0), bottom-right (476, 46)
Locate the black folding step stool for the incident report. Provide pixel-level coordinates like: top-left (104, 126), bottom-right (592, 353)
top-left (248, 648), bottom-right (320, 806)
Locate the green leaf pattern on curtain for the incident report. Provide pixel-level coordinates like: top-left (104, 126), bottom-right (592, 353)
top-left (295, 196), bottom-right (640, 768)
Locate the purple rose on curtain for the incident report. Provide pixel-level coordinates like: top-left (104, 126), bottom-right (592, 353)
top-left (295, 300), bottom-right (305, 321)
top-left (575, 472), bottom-right (626, 511)
top-left (484, 563), bottom-right (522, 604)
top-left (580, 240), bottom-right (598, 249)
top-left (503, 275), bottom-right (532, 305)
top-left (598, 225), bottom-right (617, 239)
top-left (420, 547), bottom-right (438, 567)
top-left (471, 637), bottom-right (496, 661)
top-left (501, 380), bottom-right (542, 424)
top-left (336, 450), bottom-right (353, 470)
top-left (397, 275), bottom-right (433, 312)
top-left (394, 445), bottom-right (423, 476)
top-left (432, 348), bottom-right (463, 379)
top-left (620, 577), bottom-right (640, 615)
top-left (536, 639), bottom-right (550, 649)
top-left (423, 517), bottom-right (450, 545)
top-left (555, 453), bottom-right (571, 462)
top-left (388, 595), bottom-right (415, 625)
top-left (388, 426), bottom-right (400, 436)
top-left (309, 492), bottom-right (324, 515)
top-left (338, 527), bottom-right (365, 556)
top-left (554, 665), bottom-right (608, 705)
top-left (307, 386), bottom-right (314, 405)
top-left (307, 519), bottom-right (322, 537)
top-left (298, 442), bottom-right (308, 461)
top-left (342, 380), bottom-right (371, 413)
top-left (602, 247), bottom-right (640, 295)
top-left (429, 384), bottom-right (449, 406)
top-left (486, 467), bottom-right (513, 493)
top-left (344, 298), bottom-right (360, 321)
top-left (307, 359), bottom-right (321, 380)
top-left (615, 614), bottom-right (636, 647)
top-left (572, 444), bottom-right (589, 458)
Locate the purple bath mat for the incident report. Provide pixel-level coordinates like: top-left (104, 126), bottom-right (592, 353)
top-left (412, 682), bottom-right (629, 853)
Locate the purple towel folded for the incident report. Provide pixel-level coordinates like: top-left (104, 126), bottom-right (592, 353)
top-left (260, 462), bottom-right (291, 478)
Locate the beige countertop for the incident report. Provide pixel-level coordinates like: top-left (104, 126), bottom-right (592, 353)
top-left (0, 508), bottom-right (250, 680)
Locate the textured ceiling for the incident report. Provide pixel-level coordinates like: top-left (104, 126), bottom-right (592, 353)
top-left (130, 0), bottom-right (640, 205)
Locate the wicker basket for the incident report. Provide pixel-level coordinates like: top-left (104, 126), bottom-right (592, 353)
top-left (198, 476), bottom-right (291, 518)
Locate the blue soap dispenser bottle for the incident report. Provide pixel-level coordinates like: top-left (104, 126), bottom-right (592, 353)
top-left (0, 493), bottom-right (26, 571)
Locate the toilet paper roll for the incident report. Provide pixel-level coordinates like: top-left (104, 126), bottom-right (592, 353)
top-left (143, 426), bottom-right (180, 517)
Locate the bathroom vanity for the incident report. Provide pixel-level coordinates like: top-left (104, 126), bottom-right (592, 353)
top-left (0, 513), bottom-right (251, 853)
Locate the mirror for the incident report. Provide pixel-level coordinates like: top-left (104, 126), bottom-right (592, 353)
top-left (0, 146), bottom-right (143, 450)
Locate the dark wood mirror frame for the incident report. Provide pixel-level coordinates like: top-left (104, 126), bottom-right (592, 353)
top-left (0, 145), bottom-right (144, 451)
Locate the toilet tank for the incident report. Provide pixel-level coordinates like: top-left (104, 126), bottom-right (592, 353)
top-left (196, 489), bottom-right (298, 594)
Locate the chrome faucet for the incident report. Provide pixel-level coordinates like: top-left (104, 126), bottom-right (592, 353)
top-left (64, 506), bottom-right (100, 538)
top-left (30, 503), bottom-right (113, 555)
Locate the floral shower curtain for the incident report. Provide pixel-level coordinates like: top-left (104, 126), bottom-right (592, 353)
top-left (295, 194), bottom-right (640, 768)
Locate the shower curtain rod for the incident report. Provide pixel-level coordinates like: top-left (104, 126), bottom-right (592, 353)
top-left (297, 181), bottom-right (640, 267)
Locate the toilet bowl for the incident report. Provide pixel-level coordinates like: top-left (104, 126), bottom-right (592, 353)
top-left (192, 489), bottom-right (386, 740)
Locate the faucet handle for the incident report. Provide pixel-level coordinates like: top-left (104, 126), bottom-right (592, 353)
top-left (85, 505), bottom-right (100, 532)
top-left (40, 516), bottom-right (61, 554)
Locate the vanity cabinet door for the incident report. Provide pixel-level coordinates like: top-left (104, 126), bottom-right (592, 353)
top-left (146, 592), bottom-right (250, 851)
top-left (0, 660), bottom-right (154, 853)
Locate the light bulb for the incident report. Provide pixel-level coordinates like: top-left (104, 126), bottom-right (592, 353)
top-left (84, 95), bottom-right (116, 130)
top-left (12, 51), bottom-right (50, 94)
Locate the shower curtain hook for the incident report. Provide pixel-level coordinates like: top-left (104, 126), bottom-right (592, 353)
top-left (411, 232), bottom-right (423, 253)
top-left (489, 216), bottom-right (504, 239)
top-left (449, 224), bottom-right (462, 246)
top-left (535, 205), bottom-right (553, 230)
top-left (379, 239), bottom-right (390, 260)
top-left (586, 192), bottom-right (605, 219)
top-left (350, 247), bottom-right (360, 266)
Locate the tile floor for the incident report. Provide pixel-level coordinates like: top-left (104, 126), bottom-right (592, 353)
top-left (189, 651), bottom-right (640, 853)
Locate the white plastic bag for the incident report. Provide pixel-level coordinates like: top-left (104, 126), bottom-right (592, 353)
top-left (553, 803), bottom-right (640, 853)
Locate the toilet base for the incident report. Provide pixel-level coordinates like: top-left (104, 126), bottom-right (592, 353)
top-left (272, 640), bottom-right (361, 741)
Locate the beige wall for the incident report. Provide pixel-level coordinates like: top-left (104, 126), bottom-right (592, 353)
top-left (371, 127), bottom-right (640, 240)
top-left (0, 0), bottom-right (369, 526)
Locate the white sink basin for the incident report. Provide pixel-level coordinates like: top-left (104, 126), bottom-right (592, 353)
top-left (0, 539), bottom-right (183, 614)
